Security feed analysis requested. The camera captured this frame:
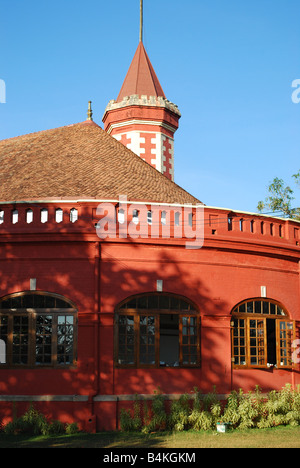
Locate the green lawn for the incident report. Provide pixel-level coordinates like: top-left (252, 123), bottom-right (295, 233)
top-left (1, 426), bottom-right (300, 448)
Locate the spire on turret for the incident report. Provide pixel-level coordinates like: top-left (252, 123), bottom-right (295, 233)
top-left (140, 0), bottom-right (143, 43)
top-left (102, 1), bottom-right (180, 181)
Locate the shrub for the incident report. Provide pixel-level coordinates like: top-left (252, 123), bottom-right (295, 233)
top-left (257, 384), bottom-right (300, 428)
top-left (222, 390), bottom-right (242, 427)
top-left (48, 420), bottom-right (65, 435)
top-left (189, 388), bottom-right (222, 431)
top-left (65, 422), bottom-right (80, 434)
top-left (120, 409), bottom-right (134, 432)
top-left (120, 395), bottom-right (142, 432)
top-left (142, 389), bottom-right (167, 433)
top-left (169, 393), bottom-right (191, 431)
top-left (189, 409), bottom-right (215, 431)
top-left (3, 420), bottom-right (19, 435)
top-left (2, 404), bottom-right (81, 436)
top-left (4, 404), bottom-right (49, 435)
top-left (119, 384), bottom-right (300, 433)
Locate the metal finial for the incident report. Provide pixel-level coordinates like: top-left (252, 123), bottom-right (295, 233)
top-left (139, 0), bottom-right (143, 43)
top-left (87, 101), bottom-right (93, 121)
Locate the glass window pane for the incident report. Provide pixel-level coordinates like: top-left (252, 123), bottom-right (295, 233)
top-left (44, 296), bottom-right (55, 308)
top-left (263, 302), bottom-right (269, 314)
top-left (159, 296), bottom-right (169, 309)
top-left (278, 321), bottom-right (294, 367)
top-left (180, 316), bottom-right (198, 366)
top-left (180, 300), bottom-right (190, 310)
top-left (137, 296), bottom-right (148, 309)
top-left (12, 316), bottom-right (29, 365)
top-left (11, 296), bottom-right (22, 309)
top-left (160, 314), bottom-right (179, 366)
top-left (255, 301), bottom-right (262, 314)
top-left (190, 355), bottom-right (197, 365)
top-left (170, 297), bottom-right (180, 310)
top-left (0, 298), bottom-right (11, 309)
top-left (23, 295), bottom-right (34, 308)
top-left (139, 316), bottom-right (156, 365)
top-left (56, 298), bottom-right (70, 308)
top-left (35, 315), bottom-right (53, 365)
top-left (277, 306), bottom-right (285, 316)
top-left (118, 315), bottom-right (135, 365)
top-left (33, 295), bottom-right (45, 308)
top-left (57, 315), bottom-right (74, 366)
top-left (125, 299), bottom-right (136, 309)
top-left (147, 295), bottom-right (158, 309)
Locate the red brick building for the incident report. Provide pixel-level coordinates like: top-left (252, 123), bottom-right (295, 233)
top-left (0, 39), bottom-right (299, 432)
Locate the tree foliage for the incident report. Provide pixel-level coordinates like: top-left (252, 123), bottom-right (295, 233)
top-left (257, 171), bottom-right (300, 220)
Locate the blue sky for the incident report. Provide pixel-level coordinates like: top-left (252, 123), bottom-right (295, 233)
top-left (1, 0), bottom-right (299, 213)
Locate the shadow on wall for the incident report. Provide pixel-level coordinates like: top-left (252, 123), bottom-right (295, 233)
top-left (0, 225), bottom-right (297, 427)
top-left (99, 243), bottom-right (276, 396)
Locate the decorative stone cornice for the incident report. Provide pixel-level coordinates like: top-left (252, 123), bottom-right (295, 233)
top-left (103, 94), bottom-right (181, 118)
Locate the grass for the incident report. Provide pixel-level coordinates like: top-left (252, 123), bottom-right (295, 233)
top-left (1, 425), bottom-right (300, 448)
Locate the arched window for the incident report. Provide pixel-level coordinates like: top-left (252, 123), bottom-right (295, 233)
top-left (115, 293), bottom-right (200, 368)
top-left (231, 298), bottom-right (295, 369)
top-left (0, 291), bottom-right (77, 367)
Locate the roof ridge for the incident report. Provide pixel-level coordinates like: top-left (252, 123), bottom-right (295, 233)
top-left (142, 43), bottom-right (164, 98)
top-left (0, 120), bottom-right (101, 144)
top-left (0, 119), bottom-right (202, 205)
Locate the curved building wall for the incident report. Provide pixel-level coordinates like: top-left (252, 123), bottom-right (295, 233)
top-left (0, 201), bottom-right (299, 430)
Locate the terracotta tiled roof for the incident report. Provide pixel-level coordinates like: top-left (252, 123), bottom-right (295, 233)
top-left (117, 42), bottom-right (166, 102)
top-left (0, 120), bottom-right (201, 205)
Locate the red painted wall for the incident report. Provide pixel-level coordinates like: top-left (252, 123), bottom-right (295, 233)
top-left (0, 202), bottom-right (299, 431)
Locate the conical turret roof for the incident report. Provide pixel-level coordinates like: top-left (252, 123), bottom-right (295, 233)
top-left (117, 42), bottom-right (166, 102)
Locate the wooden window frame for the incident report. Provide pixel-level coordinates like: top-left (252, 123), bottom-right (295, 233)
top-left (114, 294), bottom-right (201, 369)
top-left (231, 299), bottom-right (296, 369)
top-left (0, 291), bottom-right (77, 368)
